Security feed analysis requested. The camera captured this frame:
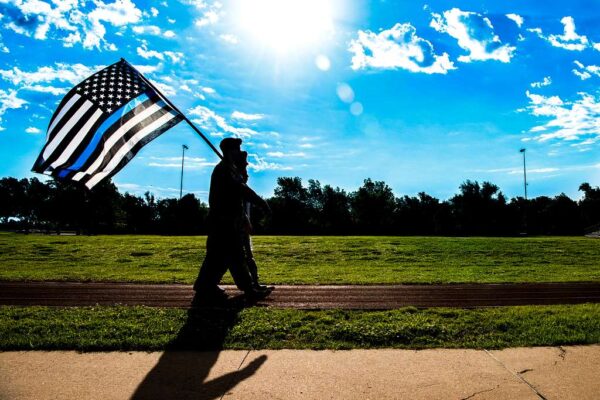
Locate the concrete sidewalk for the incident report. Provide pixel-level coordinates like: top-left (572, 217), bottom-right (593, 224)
top-left (1, 346), bottom-right (599, 399)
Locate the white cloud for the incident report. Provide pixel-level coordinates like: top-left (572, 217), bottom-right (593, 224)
top-left (136, 43), bottom-right (184, 63)
top-left (0, 63), bottom-right (102, 86)
top-left (189, 105), bottom-right (260, 138)
top-left (524, 90), bottom-right (600, 143)
top-left (191, 1), bottom-right (222, 28)
top-left (25, 85), bottom-right (68, 95)
top-left (0, 89), bottom-right (27, 130)
top-left (150, 7), bottom-right (159, 17)
top-left (231, 111), bottom-right (264, 121)
top-left (201, 86), bottom-right (215, 94)
top-left (572, 60), bottom-right (600, 80)
top-left (25, 126), bottom-right (41, 134)
top-left (151, 81), bottom-right (177, 96)
top-left (1, 0), bottom-right (142, 50)
top-left (266, 151), bottom-right (306, 158)
top-left (195, 10), bottom-right (219, 27)
top-left (247, 154), bottom-right (292, 172)
top-left (115, 181), bottom-right (209, 199)
top-left (506, 13), bottom-right (523, 28)
top-left (147, 156), bottom-right (216, 170)
top-left (132, 24), bottom-right (176, 38)
top-left (0, 63), bottom-right (103, 96)
top-left (219, 33), bottom-right (238, 44)
top-left (531, 76), bottom-right (552, 88)
top-left (132, 25), bottom-right (161, 35)
top-left (349, 23), bottom-right (455, 74)
top-left (133, 64), bottom-right (161, 74)
top-left (530, 16), bottom-right (589, 51)
top-left (431, 8), bottom-right (516, 63)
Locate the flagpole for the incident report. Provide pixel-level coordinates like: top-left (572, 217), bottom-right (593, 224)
top-left (121, 58), bottom-right (223, 161)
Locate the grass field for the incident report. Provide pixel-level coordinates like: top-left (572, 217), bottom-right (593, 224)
top-left (1, 304), bottom-right (599, 350)
top-left (0, 232), bottom-right (598, 284)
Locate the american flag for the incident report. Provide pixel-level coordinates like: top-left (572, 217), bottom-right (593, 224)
top-left (32, 59), bottom-right (184, 189)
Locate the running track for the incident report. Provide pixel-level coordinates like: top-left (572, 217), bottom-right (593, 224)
top-left (1, 281), bottom-right (600, 309)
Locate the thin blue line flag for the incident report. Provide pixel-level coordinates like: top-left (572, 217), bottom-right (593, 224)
top-left (32, 59), bottom-right (183, 189)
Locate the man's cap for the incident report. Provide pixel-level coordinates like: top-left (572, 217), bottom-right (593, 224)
top-left (219, 137), bottom-right (242, 153)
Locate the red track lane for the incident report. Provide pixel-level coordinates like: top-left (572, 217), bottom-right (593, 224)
top-left (1, 281), bottom-right (600, 309)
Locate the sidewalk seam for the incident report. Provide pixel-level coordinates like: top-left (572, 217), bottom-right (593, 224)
top-left (484, 349), bottom-right (548, 400)
top-left (218, 350), bottom-right (251, 400)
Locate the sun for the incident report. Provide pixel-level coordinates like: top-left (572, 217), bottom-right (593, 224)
top-left (234, 0), bottom-right (335, 53)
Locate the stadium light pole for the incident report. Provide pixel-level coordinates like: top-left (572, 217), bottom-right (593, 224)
top-left (519, 148), bottom-right (527, 200)
top-left (180, 144), bottom-right (188, 199)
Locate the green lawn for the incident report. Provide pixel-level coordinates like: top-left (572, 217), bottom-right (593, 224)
top-left (0, 232), bottom-right (598, 284)
top-left (1, 304), bottom-right (599, 350)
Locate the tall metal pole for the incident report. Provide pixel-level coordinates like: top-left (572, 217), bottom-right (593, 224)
top-left (180, 144), bottom-right (187, 199)
top-left (520, 148), bottom-right (528, 200)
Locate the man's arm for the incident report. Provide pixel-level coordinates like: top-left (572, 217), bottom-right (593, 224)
top-left (241, 182), bottom-right (269, 211)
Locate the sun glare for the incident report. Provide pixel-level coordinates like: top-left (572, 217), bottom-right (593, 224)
top-left (236, 0), bottom-right (335, 53)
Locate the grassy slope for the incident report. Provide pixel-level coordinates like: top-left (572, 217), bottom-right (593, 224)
top-left (0, 233), bottom-right (598, 284)
top-left (1, 304), bottom-right (599, 350)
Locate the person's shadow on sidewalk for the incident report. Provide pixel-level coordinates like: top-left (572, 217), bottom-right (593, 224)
top-left (130, 295), bottom-right (266, 400)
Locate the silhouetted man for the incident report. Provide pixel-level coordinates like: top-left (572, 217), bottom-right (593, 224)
top-left (193, 137), bottom-right (271, 303)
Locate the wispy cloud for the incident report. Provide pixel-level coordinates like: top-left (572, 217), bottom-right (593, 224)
top-left (349, 23), bottom-right (455, 74)
top-left (266, 151), bottom-right (306, 158)
top-left (430, 8), bottom-right (516, 63)
top-left (506, 13), bottom-right (524, 28)
top-left (188, 105), bottom-right (262, 138)
top-left (147, 155), bottom-right (216, 170)
top-left (25, 126), bottom-right (41, 134)
top-left (247, 154), bottom-right (293, 172)
top-left (524, 90), bottom-right (600, 144)
top-left (0, 89), bottom-right (28, 130)
top-left (529, 16), bottom-right (589, 51)
top-left (132, 25), bottom-right (176, 39)
top-left (231, 111), bottom-right (265, 121)
top-left (115, 182), bottom-right (209, 199)
top-left (136, 42), bottom-right (184, 64)
top-left (1, 0), bottom-right (142, 50)
top-left (572, 60), bottom-right (600, 80)
top-left (531, 76), bottom-right (552, 88)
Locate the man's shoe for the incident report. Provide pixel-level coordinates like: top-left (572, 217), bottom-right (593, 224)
top-left (244, 286), bottom-right (272, 302)
top-left (252, 281), bottom-right (269, 291)
top-left (191, 286), bottom-right (228, 306)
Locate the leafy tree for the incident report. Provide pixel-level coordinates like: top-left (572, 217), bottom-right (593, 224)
top-left (350, 179), bottom-right (396, 234)
top-left (269, 177), bottom-right (313, 234)
top-left (579, 183), bottom-right (600, 229)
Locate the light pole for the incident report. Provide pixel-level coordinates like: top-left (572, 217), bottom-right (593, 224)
top-left (180, 144), bottom-right (188, 199)
top-left (519, 148), bottom-right (527, 200)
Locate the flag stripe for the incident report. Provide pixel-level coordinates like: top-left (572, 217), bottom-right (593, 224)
top-left (48, 108), bottom-right (105, 171)
top-left (42, 100), bottom-right (93, 162)
top-left (61, 93), bottom-right (151, 175)
top-left (84, 111), bottom-right (181, 188)
top-left (37, 104), bottom-right (103, 172)
top-left (72, 100), bottom-right (168, 182)
top-left (84, 115), bottom-right (182, 190)
top-left (46, 94), bottom-right (81, 141)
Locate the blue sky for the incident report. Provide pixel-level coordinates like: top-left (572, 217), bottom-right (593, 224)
top-left (0, 0), bottom-right (599, 201)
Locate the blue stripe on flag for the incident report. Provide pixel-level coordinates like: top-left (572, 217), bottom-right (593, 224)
top-left (58, 93), bottom-right (150, 178)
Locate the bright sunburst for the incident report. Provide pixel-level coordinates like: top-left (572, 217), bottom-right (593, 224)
top-left (235, 0), bottom-right (335, 53)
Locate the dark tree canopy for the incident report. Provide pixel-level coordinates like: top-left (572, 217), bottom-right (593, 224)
top-left (0, 176), bottom-right (598, 236)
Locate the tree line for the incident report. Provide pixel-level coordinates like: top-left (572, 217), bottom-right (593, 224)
top-left (1, 176), bottom-right (599, 236)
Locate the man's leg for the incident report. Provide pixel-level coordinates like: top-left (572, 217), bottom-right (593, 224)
top-left (193, 233), bottom-right (227, 292)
